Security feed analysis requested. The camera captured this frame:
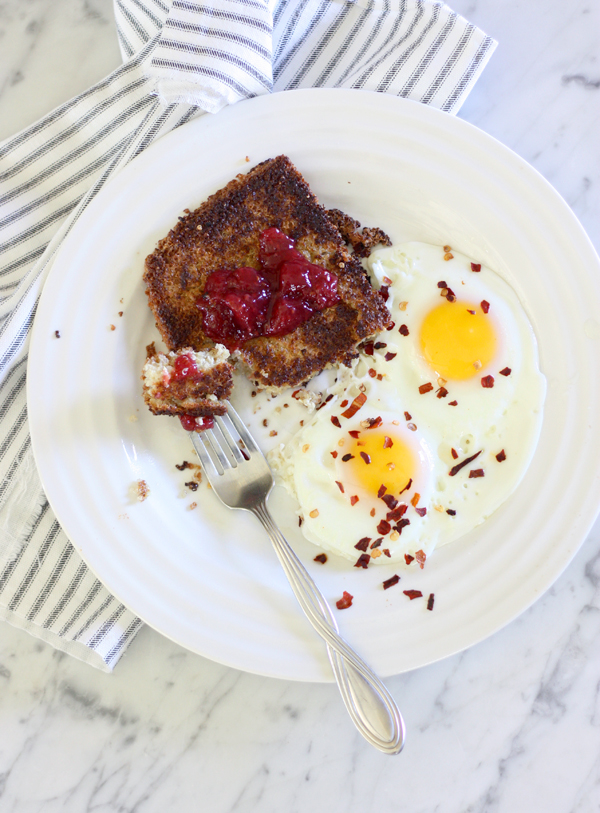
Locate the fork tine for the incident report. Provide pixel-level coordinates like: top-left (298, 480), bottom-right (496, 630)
top-left (202, 429), bottom-right (231, 472)
top-left (214, 416), bottom-right (244, 463)
top-left (191, 432), bottom-right (222, 477)
top-left (225, 402), bottom-right (260, 454)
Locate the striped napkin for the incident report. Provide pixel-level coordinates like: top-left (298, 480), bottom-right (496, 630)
top-left (0, 0), bottom-right (496, 672)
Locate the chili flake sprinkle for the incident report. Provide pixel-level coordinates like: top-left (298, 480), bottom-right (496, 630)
top-left (341, 392), bottom-right (367, 418)
top-left (354, 553), bottom-right (370, 569)
top-left (451, 448), bottom-right (458, 459)
top-left (370, 538), bottom-right (383, 549)
top-left (500, 367), bottom-right (512, 376)
top-left (404, 411), bottom-right (412, 421)
top-left (471, 262), bottom-right (481, 273)
top-left (446, 509), bottom-right (456, 516)
top-left (335, 480), bottom-right (345, 493)
top-left (341, 453), bottom-right (354, 462)
top-left (437, 386), bottom-right (449, 399)
top-left (355, 537), bottom-right (371, 551)
top-left (415, 506), bottom-right (427, 517)
top-left (360, 451), bottom-right (371, 464)
top-left (469, 468), bottom-right (485, 478)
top-left (415, 550), bottom-right (426, 569)
top-left (330, 450), bottom-right (338, 459)
top-left (385, 352), bottom-right (397, 361)
top-left (331, 416), bottom-right (341, 428)
top-left (314, 553), bottom-right (328, 564)
top-left (481, 375), bottom-right (495, 388)
top-left (348, 430), bottom-right (360, 439)
top-left (449, 450), bottom-right (482, 476)
top-left (377, 520), bottom-right (391, 535)
top-left (419, 382), bottom-right (434, 394)
top-left (481, 300), bottom-right (490, 314)
top-left (377, 484), bottom-right (387, 498)
top-left (449, 400), bottom-right (458, 406)
top-left (496, 449), bottom-right (507, 462)
top-left (336, 591), bottom-right (354, 609)
top-left (404, 554), bottom-right (414, 565)
top-left (383, 436), bottom-right (393, 449)
top-left (403, 590), bottom-right (423, 600)
top-left (427, 593), bottom-right (435, 611)
top-left (350, 495), bottom-right (359, 506)
top-left (399, 324), bottom-right (409, 336)
top-left (383, 574), bottom-right (400, 590)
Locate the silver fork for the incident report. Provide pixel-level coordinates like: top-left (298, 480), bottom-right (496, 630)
top-left (188, 402), bottom-right (406, 755)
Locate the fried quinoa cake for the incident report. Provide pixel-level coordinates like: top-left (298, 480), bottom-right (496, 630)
top-left (144, 155), bottom-right (391, 390)
top-left (142, 342), bottom-right (233, 418)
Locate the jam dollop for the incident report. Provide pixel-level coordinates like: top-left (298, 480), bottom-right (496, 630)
top-left (172, 353), bottom-right (199, 381)
top-left (179, 414), bottom-right (214, 432)
top-left (197, 228), bottom-right (341, 350)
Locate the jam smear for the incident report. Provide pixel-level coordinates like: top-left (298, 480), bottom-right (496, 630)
top-left (197, 227), bottom-right (341, 350)
top-left (173, 353), bottom-right (200, 381)
top-left (179, 415), bottom-right (214, 432)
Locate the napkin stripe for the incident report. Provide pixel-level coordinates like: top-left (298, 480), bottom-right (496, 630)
top-left (0, 0), bottom-right (496, 671)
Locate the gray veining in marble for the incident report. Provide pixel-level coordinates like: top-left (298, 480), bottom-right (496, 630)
top-left (0, 0), bottom-right (599, 811)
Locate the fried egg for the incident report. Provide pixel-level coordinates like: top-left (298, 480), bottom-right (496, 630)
top-left (271, 242), bottom-right (546, 565)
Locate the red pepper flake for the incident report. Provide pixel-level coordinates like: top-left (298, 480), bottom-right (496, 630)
top-left (446, 509), bottom-right (456, 515)
top-left (363, 342), bottom-right (374, 356)
top-left (471, 262), bottom-right (481, 273)
top-left (314, 553), bottom-right (328, 564)
top-left (404, 411), bottom-right (412, 421)
top-left (496, 449), bottom-right (507, 462)
top-left (367, 368), bottom-right (376, 378)
top-left (449, 450), bottom-right (482, 476)
top-left (448, 400), bottom-right (458, 406)
top-left (348, 430), bottom-right (361, 439)
top-left (404, 554), bottom-right (414, 565)
top-left (451, 448), bottom-right (458, 459)
top-left (379, 285), bottom-right (389, 301)
top-left (403, 590), bottom-right (423, 600)
top-left (336, 591), bottom-right (354, 609)
top-left (383, 436), bottom-right (393, 449)
top-left (374, 342), bottom-right (387, 350)
top-left (481, 300), bottom-right (490, 314)
top-left (467, 309), bottom-right (476, 315)
top-left (341, 453), bottom-right (354, 462)
top-left (399, 478), bottom-right (413, 494)
top-left (383, 549), bottom-right (391, 557)
top-left (387, 504), bottom-right (408, 521)
top-left (377, 519), bottom-right (391, 535)
top-left (385, 352), bottom-right (397, 361)
top-left (415, 550), bottom-right (426, 569)
top-left (299, 516), bottom-right (303, 526)
top-left (370, 537), bottom-right (383, 549)
top-left (469, 468), bottom-right (485, 478)
top-left (330, 450), bottom-right (338, 458)
top-left (377, 484), bottom-right (387, 498)
top-left (360, 451), bottom-right (371, 464)
top-left (383, 574), bottom-right (400, 590)
top-left (354, 553), bottom-right (370, 569)
top-left (437, 280), bottom-right (447, 288)
top-left (335, 480), bottom-right (345, 493)
top-left (341, 392), bottom-right (367, 419)
top-left (427, 593), bottom-right (435, 610)
top-left (387, 321), bottom-right (396, 331)
top-left (436, 386), bottom-right (448, 399)
top-left (415, 506), bottom-right (427, 517)
top-left (394, 518), bottom-right (411, 533)
top-left (410, 492), bottom-right (420, 507)
top-left (54, 330), bottom-right (61, 338)
top-left (500, 367), bottom-right (512, 376)
top-left (355, 537), bottom-right (371, 551)
top-left (370, 508), bottom-right (376, 517)
top-left (419, 382), bottom-right (434, 394)
top-left (382, 493), bottom-right (398, 510)
top-left (481, 375), bottom-right (494, 388)
top-left (331, 415), bottom-right (341, 428)
top-left (399, 324), bottom-right (409, 336)
top-left (350, 495), bottom-right (359, 506)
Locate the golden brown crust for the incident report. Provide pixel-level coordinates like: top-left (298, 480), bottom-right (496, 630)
top-left (326, 208), bottom-right (392, 258)
top-left (144, 155), bottom-right (390, 389)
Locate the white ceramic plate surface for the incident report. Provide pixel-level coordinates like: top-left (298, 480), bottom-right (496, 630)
top-left (28, 89), bottom-right (600, 681)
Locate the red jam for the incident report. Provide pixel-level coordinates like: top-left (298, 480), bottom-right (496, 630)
top-left (173, 353), bottom-right (199, 380)
top-left (197, 228), bottom-right (341, 350)
top-left (179, 415), bottom-right (214, 432)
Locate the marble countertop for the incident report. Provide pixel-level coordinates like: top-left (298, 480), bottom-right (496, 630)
top-left (1, 1), bottom-right (599, 810)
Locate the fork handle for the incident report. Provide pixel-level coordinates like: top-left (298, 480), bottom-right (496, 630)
top-left (252, 502), bottom-right (405, 755)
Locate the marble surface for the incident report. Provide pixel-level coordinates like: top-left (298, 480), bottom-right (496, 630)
top-left (1, 1), bottom-right (599, 810)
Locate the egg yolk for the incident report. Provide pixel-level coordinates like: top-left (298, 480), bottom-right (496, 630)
top-left (346, 429), bottom-right (415, 496)
top-left (419, 301), bottom-right (496, 380)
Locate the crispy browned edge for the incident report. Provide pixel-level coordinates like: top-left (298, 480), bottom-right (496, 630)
top-left (143, 155), bottom-right (391, 389)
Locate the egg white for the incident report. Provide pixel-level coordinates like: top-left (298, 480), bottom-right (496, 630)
top-left (270, 242), bottom-right (546, 565)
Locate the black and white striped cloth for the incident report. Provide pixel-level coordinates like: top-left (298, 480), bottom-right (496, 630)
top-left (0, 0), bottom-right (496, 671)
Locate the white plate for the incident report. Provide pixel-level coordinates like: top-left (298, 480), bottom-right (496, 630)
top-left (28, 89), bottom-right (600, 681)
